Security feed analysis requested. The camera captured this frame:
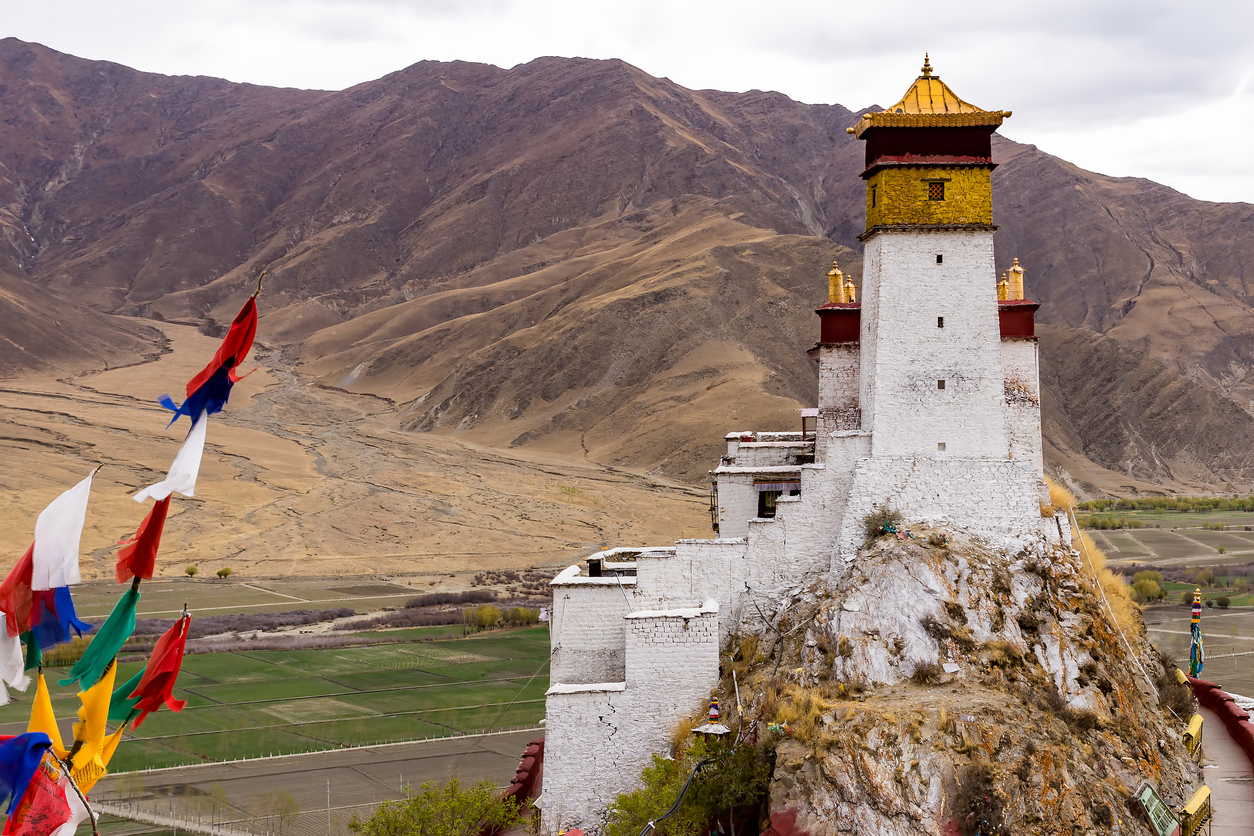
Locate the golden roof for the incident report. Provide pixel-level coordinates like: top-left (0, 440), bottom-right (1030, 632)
top-left (848, 55), bottom-right (1011, 138)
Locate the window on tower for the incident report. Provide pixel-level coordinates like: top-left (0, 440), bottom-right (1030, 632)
top-left (928, 181), bottom-right (946, 201)
top-left (870, 186), bottom-right (877, 208)
top-left (937, 316), bottom-right (944, 328)
top-left (938, 379), bottom-right (946, 390)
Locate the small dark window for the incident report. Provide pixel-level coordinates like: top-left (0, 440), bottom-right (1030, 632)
top-left (938, 380), bottom-right (946, 390)
top-left (870, 186), bottom-right (877, 208)
top-left (758, 491), bottom-right (780, 518)
top-left (935, 254), bottom-right (943, 264)
top-left (929, 182), bottom-right (946, 201)
top-left (937, 316), bottom-right (944, 328)
top-left (938, 442), bottom-right (946, 451)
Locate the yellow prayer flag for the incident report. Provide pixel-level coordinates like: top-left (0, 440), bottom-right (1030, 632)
top-left (70, 659), bottom-right (116, 772)
top-left (75, 710), bottom-right (127, 792)
top-left (27, 672), bottom-right (68, 759)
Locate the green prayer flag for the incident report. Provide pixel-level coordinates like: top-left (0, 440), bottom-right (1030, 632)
top-left (59, 587), bottom-right (139, 690)
top-left (20, 631), bottom-right (40, 673)
top-left (108, 669), bottom-right (143, 722)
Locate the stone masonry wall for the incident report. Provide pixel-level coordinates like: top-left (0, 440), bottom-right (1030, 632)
top-left (861, 229), bottom-right (1008, 459)
top-left (1001, 337), bottom-right (1044, 480)
top-left (542, 606), bottom-right (719, 834)
top-left (817, 343), bottom-right (861, 461)
top-left (549, 580), bottom-right (633, 684)
top-left (831, 455), bottom-right (1045, 561)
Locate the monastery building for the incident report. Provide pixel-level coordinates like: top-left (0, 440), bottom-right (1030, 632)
top-left (539, 58), bottom-right (1070, 832)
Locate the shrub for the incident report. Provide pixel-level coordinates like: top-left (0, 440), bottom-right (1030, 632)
top-left (348, 778), bottom-right (519, 836)
top-left (405, 590), bottom-right (495, 608)
top-left (129, 608), bottom-right (356, 640)
top-left (954, 764), bottom-right (1005, 836)
top-left (605, 735), bottom-right (771, 836)
top-left (216, 567), bottom-right (232, 578)
top-left (1045, 475), bottom-right (1076, 511)
top-left (1219, 546), bottom-right (1227, 554)
top-left (911, 661), bottom-right (944, 685)
top-left (1217, 596), bottom-right (1231, 609)
top-left (863, 506), bottom-right (903, 542)
top-left (185, 566), bottom-right (198, 577)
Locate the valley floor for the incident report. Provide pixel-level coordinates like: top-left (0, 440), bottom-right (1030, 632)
top-left (0, 320), bottom-right (707, 576)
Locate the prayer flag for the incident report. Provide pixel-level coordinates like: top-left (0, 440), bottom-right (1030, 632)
top-left (18, 635), bottom-right (37, 675)
top-left (59, 588), bottom-right (138, 690)
top-left (26, 674), bottom-right (66, 760)
top-left (2, 754), bottom-right (88, 836)
top-left (115, 497), bottom-right (171, 583)
top-left (69, 661), bottom-right (115, 774)
top-left (31, 472), bottom-right (94, 591)
top-left (0, 632), bottom-right (29, 708)
top-left (133, 414), bottom-right (207, 503)
top-left (29, 589), bottom-right (92, 652)
top-left (0, 549), bottom-right (35, 638)
top-left (159, 296), bottom-right (257, 426)
top-left (108, 670), bottom-right (142, 723)
top-left (124, 615), bottom-right (189, 729)
top-left (0, 734), bottom-right (51, 816)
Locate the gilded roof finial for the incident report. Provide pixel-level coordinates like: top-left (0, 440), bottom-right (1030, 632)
top-left (827, 261), bottom-right (846, 304)
top-left (921, 53), bottom-right (933, 77)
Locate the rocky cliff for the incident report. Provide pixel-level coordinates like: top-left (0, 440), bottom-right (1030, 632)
top-left (724, 529), bottom-right (1199, 834)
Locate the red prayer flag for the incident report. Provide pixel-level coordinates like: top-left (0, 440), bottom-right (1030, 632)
top-left (185, 297), bottom-right (257, 398)
top-left (115, 497), bottom-right (171, 584)
top-left (0, 549), bottom-right (34, 639)
top-left (127, 615), bottom-right (190, 728)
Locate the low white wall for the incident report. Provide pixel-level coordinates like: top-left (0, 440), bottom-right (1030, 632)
top-left (550, 577), bottom-right (635, 684)
top-left (542, 604), bottom-right (720, 834)
top-left (832, 455), bottom-right (1045, 561)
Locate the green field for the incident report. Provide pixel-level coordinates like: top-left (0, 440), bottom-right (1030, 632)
top-left (64, 576), bottom-right (427, 620)
top-left (0, 627), bottom-right (551, 772)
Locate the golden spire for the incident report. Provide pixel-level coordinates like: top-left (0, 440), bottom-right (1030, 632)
top-left (921, 53), bottom-right (933, 77)
top-left (997, 273), bottom-right (1009, 301)
top-left (1008, 257), bottom-right (1025, 300)
top-left (844, 276), bottom-right (857, 304)
top-left (827, 261), bottom-right (845, 304)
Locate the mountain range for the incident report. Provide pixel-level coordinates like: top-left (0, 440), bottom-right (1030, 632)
top-left (3, 37), bottom-right (1254, 497)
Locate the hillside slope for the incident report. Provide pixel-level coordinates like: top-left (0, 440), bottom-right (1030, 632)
top-left (2, 38), bottom-right (1253, 490)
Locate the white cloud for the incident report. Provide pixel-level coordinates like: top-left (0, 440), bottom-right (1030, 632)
top-left (7, 0), bottom-right (1254, 202)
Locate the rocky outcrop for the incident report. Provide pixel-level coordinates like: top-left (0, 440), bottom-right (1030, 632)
top-left (724, 529), bottom-right (1201, 835)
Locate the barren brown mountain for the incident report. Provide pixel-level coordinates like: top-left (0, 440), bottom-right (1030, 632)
top-left (2, 36), bottom-right (1254, 509)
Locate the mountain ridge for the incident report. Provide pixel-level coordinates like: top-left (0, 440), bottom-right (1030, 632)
top-left (2, 37), bottom-right (1253, 494)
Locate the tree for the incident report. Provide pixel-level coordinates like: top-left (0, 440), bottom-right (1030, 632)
top-left (1217, 596), bottom-right (1231, 609)
top-left (1197, 569), bottom-right (1216, 586)
top-left (1132, 580), bottom-right (1161, 603)
top-left (185, 565), bottom-right (198, 577)
top-left (217, 567), bottom-right (232, 578)
top-left (348, 778), bottom-right (518, 836)
top-left (474, 605), bottom-right (502, 631)
top-left (1133, 570), bottom-right (1164, 588)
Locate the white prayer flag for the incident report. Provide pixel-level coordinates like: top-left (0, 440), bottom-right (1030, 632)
top-left (0, 626), bottom-right (31, 706)
top-left (135, 412), bottom-right (208, 502)
top-left (31, 472), bottom-right (95, 591)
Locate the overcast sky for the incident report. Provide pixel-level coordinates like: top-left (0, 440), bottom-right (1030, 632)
top-left (9, 0), bottom-right (1254, 203)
